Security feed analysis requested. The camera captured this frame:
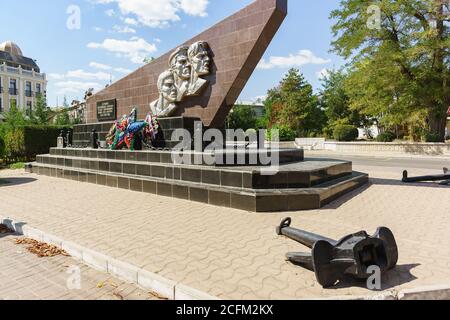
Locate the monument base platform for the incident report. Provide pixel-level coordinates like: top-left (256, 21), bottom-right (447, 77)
top-left (27, 148), bottom-right (368, 212)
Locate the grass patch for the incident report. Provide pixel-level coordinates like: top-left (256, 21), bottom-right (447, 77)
top-left (9, 162), bottom-right (25, 170)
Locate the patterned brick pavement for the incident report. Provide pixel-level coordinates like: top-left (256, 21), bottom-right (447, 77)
top-left (0, 164), bottom-right (449, 299)
top-left (0, 234), bottom-right (160, 300)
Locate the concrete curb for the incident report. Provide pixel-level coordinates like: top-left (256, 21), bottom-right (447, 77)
top-left (397, 284), bottom-right (450, 300)
top-left (0, 217), bottom-right (219, 301)
top-left (305, 150), bottom-right (450, 161)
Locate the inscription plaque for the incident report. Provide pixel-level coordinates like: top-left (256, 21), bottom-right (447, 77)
top-left (97, 99), bottom-right (117, 122)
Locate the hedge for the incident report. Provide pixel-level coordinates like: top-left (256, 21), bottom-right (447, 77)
top-left (0, 128), bottom-right (5, 159)
top-left (333, 125), bottom-right (359, 142)
top-left (267, 124), bottom-right (297, 142)
top-left (376, 131), bottom-right (396, 142)
top-left (1, 126), bottom-right (72, 163)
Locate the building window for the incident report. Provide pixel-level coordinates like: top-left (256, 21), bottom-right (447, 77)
top-left (0, 97), bottom-right (3, 113)
top-left (9, 79), bottom-right (17, 95)
top-left (25, 81), bottom-right (32, 97)
top-left (0, 77), bottom-right (3, 94)
top-left (36, 83), bottom-right (41, 96)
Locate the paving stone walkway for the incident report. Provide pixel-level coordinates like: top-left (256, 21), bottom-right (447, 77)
top-left (0, 164), bottom-right (449, 299)
top-left (0, 233), bottom-right (160, 300)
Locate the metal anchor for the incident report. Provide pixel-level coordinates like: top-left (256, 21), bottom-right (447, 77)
top-left (402, 168), bottom-right (450, 185)
top-left (276, 218), bottom-right (398, 288)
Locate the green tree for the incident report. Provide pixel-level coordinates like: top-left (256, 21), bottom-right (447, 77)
top-left (55, 97), bottom-right (71, 126)
top-left (331, 0), bottom-right (450, 141)
top-left (227, 104), bottom-right (258, 131)
top-left (265, 68), bottom-right (326, 137)
top-left (33, 94), bottom-right (50, 125)
top-left (319, 69), bottom-right (370, 137)
top-left (3, 100), bottom-right (27, 129)
top-left (143, 57), bottom-right (155, 64)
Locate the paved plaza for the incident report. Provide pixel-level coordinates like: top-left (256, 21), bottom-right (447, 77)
top-left (0, 159), bottom-right (449, 300)
top-left (0, 233), bottom-right (160, 300)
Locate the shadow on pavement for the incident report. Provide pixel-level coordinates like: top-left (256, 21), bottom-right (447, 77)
top-left (329, 264), bottom-right (420, 291)
top-left (322, 183), bottom-right (372, 210)
top-left (0, 177), bottom-right (37, 187)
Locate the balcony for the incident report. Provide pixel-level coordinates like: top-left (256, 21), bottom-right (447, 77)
top-left (25, 90), bottom-right (33, 97)
top-left (9, 88), bottom-right (18, 95)
top-left (0, 64), bottom-right (46, 80)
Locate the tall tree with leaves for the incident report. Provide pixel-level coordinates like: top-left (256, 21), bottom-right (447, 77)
top-left (3, 100), bottom-right (27, 129)
top-left (265, 68), bottom-right (326, 137)
top-left (55, 97), bottom-right (71, 126)
top-left (33, 94), bottom-right (49, 125)
top-left (319, 69), bottom-right (370, 137)
top-left (331, 0), bottom-right (450, 141)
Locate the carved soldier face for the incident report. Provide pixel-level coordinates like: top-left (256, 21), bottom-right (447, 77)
top-left (170, 48), bottom-right (191, 80)
top-left (189, 42), bottom-right (210, 76)
top-left (160, 73), bottom-right (178, 103)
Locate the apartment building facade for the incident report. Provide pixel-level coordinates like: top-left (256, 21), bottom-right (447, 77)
top-left (0, 41), bottom-right (46, 119)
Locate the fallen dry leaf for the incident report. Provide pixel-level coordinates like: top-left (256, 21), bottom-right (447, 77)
top-left (148, 291), bottom-right (169, 300)
top-left (15, 238), bottom-right (70, 258)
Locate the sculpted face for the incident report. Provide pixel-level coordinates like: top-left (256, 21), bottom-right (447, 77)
top-left (189, 42), bottom-right (210, 76)
top-left (171, 48), bottom-right (191, 80)
top-left (160, 74), bottom-right (177, 103)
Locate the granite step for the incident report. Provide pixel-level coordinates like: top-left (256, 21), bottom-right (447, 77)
top-left (36, 154), bottom-right (352, 190)
top-left (26, 162), bottom-right (368, 212)
top-left (48, 147), bottom-right (304, 167)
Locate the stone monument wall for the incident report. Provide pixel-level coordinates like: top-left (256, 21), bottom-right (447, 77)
top-left (85, 0), bottom-right (287, 128)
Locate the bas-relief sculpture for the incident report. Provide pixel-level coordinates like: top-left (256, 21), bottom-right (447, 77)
top-left (150, 41), bottom-right (211, 118)
top-left (86, 0), bottom-right (288, 127)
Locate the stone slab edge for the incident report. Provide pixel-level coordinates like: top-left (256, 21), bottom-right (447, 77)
top-left (0, 217), bottom-right (219, 301)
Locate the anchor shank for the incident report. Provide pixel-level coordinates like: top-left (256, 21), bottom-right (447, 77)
top-left (280, 227), bottom-right (337, 248)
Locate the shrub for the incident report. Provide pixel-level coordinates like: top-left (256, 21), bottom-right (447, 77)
top-left (9, 162), bottom-right (25, 169)
top-left (2, 125), bottom-right (72, 162)
top-left (227, 105), bottom-right (258, 131)
top-left (376, 131), bottom-right (396, 142)
top-left (423, 132), bottom-right (442, 143)
top-left (333, 125), bottom-right (359, 141)
top-left (267, 124), bottom-right (297, 142)
top-left (0, 128), bottom-right (5, 159)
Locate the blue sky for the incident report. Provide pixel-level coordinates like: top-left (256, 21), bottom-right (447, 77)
top-left (0, 0), bottom-right (345, 107)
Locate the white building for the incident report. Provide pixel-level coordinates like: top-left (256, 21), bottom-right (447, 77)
top-left (0, 41), bottom-right (47, 120)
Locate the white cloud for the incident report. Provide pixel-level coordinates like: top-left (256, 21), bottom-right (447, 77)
top-left (114, 67), bottom-right (132, 73)
top-left (87, 37), bottom-right (157, 64)
top-left (123, 17), bottom-right (138, 26)
top-left (316, 68), bottom-right (330, 80)
top-left (257, 50), bottom-right (331, 70)
top-left (68, 70), bottom-right (112, 81)
top-left (53, 81), bottom-right (103, 95)
top-left (92, 0), bottom-right (209, 28)
top-left (49, 69), bottom-right (112, 82)
top-left (89, 62), bottom-right (112, 70)
top-left (93, 27), bottom-right (104, 32)
top-left (112, 25), bottom-right (136, 33)
top-left (105, 9), bottom-right (115, 17)
top-left (179, 0), bottom-right (209, 17)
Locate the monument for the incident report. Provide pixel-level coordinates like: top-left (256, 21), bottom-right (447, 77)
top-left (27, 0), bottom-right (369, 212)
